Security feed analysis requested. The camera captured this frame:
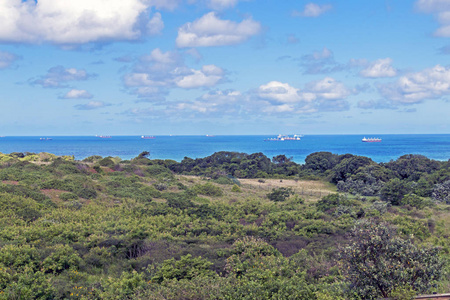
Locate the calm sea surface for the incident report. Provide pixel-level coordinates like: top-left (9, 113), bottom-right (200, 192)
top-left (0, 135), bottom-right (449, 163)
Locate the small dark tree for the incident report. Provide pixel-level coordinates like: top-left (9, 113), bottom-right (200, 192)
top-left (340, 220), bottom-right (444, 299)
top-left (137, 151), bottom-right (150, 159)
top-left (266, 187), bottom-right (293, 202)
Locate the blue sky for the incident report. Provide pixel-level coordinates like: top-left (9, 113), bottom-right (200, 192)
top-left (1, 0), bottom-right (450, 135)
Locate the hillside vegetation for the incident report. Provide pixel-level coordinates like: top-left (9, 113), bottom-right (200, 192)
top-left (0, 151), bottom-right (449, 299)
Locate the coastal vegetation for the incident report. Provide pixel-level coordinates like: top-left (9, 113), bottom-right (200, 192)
top-left (0, 150), bottom-right (449, 299)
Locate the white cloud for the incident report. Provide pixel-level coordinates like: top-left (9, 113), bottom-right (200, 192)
top-left (255, 77), bottom-right (352, 114)
top-left (31, 66), bottom-right (93, 88)
top-left (379, 64), bottom-right (450, 103)
top-left (61, 89), bottom-right (93, 99)
top-left (0, 51), bottom-right (19, 69)
top-left (293, 3), bottom-right (332, 17)
top-left (416, 0), bottom-right (450, 37)
top-left (173, 89), bottom-right (242, 115)
top-left (74, 101), bottom-right (110, 110)
top-left (303, 77), bottom-right (352, 100)
top-left (360, 58), bottom-right (397, 78)
top-left (258, 81), bottom-right (303, 103)
top-left (175, 65), bottom-right (224, 88)
top-left (0, 0), bottom-right (165, 44)
top-left (124, 49), bottom-right (226, 99)
top-left (176, 12), bottom-right (261, 47)
top-left (146, 12), bottom-right (164, 35)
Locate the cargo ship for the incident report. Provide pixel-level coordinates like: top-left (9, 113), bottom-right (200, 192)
top-left (362, 137), bottom-right (381, 142)
top-left (265, 134), bottom-right (302, 141)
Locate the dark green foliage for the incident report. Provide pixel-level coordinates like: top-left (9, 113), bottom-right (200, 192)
top-left (383, 154), bottom-right (441, 181)
top-left (331, 155), bottom-right (375, 184)
top-left (98, 157), bottom-right (116, 167)
top-left (380, 178), bottom-right (411, 205)
top-left (304, 151), bottom-right (339, 174)
top-left (0, 183), bottom-right (51, 205)
top-left (316, 193), bottom-right (351, 212)
top-left (266, 187), bottom-right (293, 202)
top-left (340, 220), bottom-right (444, 299)
top-left (400, 193), bottom-right (431, 209)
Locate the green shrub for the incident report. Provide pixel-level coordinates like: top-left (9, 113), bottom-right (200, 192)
top-left (193, 183), bottom-right (223, 197)
top-left (267, 187), bottom-right (293, 202)
top-left (59, 192), bottom-right (79, 201)
top-left (231, 184), bottom-right (242, 193)
top-left (152, 254), bottom-right (214, 283)
top-left (400, 193), bottom-right (431, 209)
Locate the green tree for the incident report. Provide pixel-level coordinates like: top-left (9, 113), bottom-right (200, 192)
top-left (380, 178), bottom-right (411, 205)
top-left (266, 187), bottom-right (293, 202)
top-left (340, 220), bottom-right (444, 299)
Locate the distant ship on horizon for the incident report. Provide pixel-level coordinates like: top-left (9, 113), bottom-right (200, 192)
top-left (141, 136), bottom-right (155, 139)
top-left (265, 134), bottom-right (302, 141)
top-left (96, 135), bottom-right (111, 139)
top-left (362, 137), bottom-right (382, 142)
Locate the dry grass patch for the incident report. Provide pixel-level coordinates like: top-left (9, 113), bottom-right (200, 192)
top-left (238, 178), bottom-right (336, 202)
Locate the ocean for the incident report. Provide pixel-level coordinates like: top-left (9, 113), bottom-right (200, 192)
top-left (0, 135), bottom-right (449, 163)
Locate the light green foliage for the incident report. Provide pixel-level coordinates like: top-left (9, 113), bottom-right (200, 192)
top-left (193, 182), bottom-right (223, 197)
top-left (41, 245), bottom-right (82, 274)
top-left (231, 184), bottom-right (242, 193)
top-left (100, 270), bottom-right (146, 299)
top-left (152, 254), bottom-right (215, 283)
top-left (401, 193), bottom-right (431, 209)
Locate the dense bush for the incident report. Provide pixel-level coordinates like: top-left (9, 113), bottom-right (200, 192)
top-left (340, 220), bottom-right (444, 299)
top-left (0, 151), bottom-right (447, 299)
top-left (266, 187), bottom-right (293, 202)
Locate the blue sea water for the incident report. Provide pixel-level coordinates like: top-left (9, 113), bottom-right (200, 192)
top-left (0, 135), bottom-right (449, 163)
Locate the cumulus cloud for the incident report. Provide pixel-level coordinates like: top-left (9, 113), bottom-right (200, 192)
top-left (360, 58), bottom-right (397, 78)
top-left (416, 0), bottom-right (450, 37)
top-left (303, 77), bottom-right (352, 100)
top-left (31, 66), bottom-right (94, 88)
top-left (0, 0), bottom-right (165, 44)
top-left (61, 89), bottom-right (93, 99)
top-left (124, 48), bottom-right (226, 99)
top-left (176, 12), bottom-right (261, 47)
top-left (176, 65), bottom-right (224, 88)
top-left (378, 64), bottom-right (450, 103)
top-left (0, 51), bottom-right (19, 69)
top-left (254, 77), bottom-right (353, 114)
top-left (74, 101), bottom-right (111, 110)
top-left (293, 3), bottom-right (332, 17)
top-left (258, 81), bottom-right (304, 103)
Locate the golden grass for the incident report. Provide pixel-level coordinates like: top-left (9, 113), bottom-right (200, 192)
top-left (176, 175), bottom-right (336, 203)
